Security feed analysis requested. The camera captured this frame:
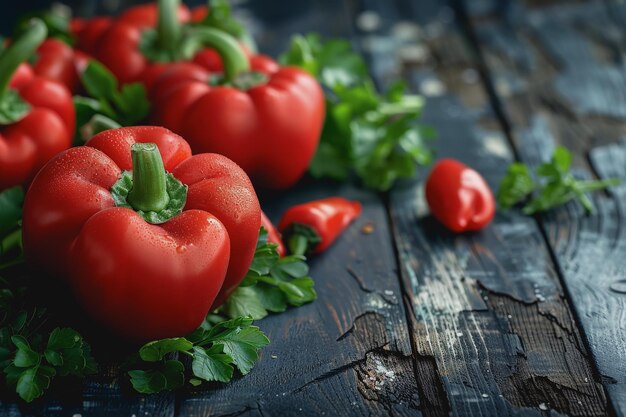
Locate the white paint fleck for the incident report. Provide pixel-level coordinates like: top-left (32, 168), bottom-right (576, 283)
top-left (482, 393), bottom-right (489, 398)
top-left (482, 135), bottom-right (510, 158)
top-left (456, 332), bottom-right (463, 337)
top-left (420, 78), bottom-right (446, 97)
top-left (507, 314), bottom-right (513, 319)
top-left (72, 414), bottom-right (82, 417)
top-left (398, 44), bottom-right (428, 63)
top-left (585, 377), bottom-right (589, 382)
top-left (384, 290), bottom-right (394, 296)
top-left (357, 11), bottom-right (381, 32)
top-left (539, 403), bottom-right (548, 410)
top-left (391, 21), bottom-right (421, 40)
top-left (271, 355), bottom-right (278, 359)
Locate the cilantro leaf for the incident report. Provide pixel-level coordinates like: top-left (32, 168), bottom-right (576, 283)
top-left (498, 146), bottom-right (621, 214)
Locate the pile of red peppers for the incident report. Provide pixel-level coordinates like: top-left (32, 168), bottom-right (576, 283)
top-left (0, 0), bottom-right (367, 344)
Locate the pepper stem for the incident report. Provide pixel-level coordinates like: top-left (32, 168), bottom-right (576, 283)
top-left (157, 0), bottom-right (182, 59)
top-left (0, 19), bottom-right (46, 97)
top-left (288, 234), bottom-right (309, 257)
top-left (182, 28), bottom-right (250, 82)
top-left (127, 143), bottom-right (170, 213)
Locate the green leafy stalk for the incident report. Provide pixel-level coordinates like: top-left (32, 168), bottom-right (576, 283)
top-left (280, 33), bottom-right (435, 191)
top-left (1, 274), bottom-right (96, 402)
top-left (221, 227), bottom-right (317, 319)
top-left (195, 0), bottom-right (257, 52)
top-left (75, 61), bottom-right (150, 142)
top-left (498, 146), bottom-right (621, 214)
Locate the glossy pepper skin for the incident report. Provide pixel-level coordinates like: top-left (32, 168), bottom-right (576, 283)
top-left (92, 0), bottom-right (191, 85)
top-left (33, 38), bottom-right (89, 93)
top-left (425, 159), bottom-right (495, 232)
top-left (149, 32), bottom-right (324, 189)
top-left (279, 197), bottom-right (362, 255)
top-left (0, 21), bottom-right (75, 191)
top-left (23, 126), bottom-right (261, 341)
top-left (261, 211), bottom-right (285, 257)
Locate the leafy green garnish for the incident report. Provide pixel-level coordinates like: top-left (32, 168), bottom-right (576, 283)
top-left (75, 61), bottom-right (150, 142)
top-left (0, 187), bottom-right (23, 236)
top-left (498, 146), bottom-right (621, 214)
top-left (128, 316), bottom-right (269, 393)
top-left (221, 228), bottom-right (317, 319)
top-left (280, 33), bottom-right (434, 190)
top-left (195, 0), bottom-right (257, 52)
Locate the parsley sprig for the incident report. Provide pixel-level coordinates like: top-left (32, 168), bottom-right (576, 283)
top-left (280, 33), bottom-right (434, 191)
top-left (0, 273), bottom-right (97, 402)
top-left (498, 146), bottom-right (621, 214)
top-left (128, 316), bottom-right (269, 393)
top-left (221, 228), bottom-right (317, 319)
top-left (74, 61), bottom-right (150, 142)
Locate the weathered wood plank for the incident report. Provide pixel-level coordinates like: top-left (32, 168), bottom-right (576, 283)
top-left (465, 0), bottom-right (626, 415)
top-left (173, 2), bottom-right (421, 415)
top-left (358, 0), bottom-right (610, 415)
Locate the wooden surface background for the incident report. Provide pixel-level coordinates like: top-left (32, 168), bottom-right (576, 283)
top-left (3, 0), bottom-right (626, 416)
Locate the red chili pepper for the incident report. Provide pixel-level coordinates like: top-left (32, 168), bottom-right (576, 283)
top-left (261, 211), bottom-right (285, 257)
top-left (22, 126), bottom-right (261, 341)
top-left (425, 158), bottom-right (495, 232)
top-left (148, 30), bottom-right (324, 189)
top-left (0, 20), bottom-right (75, 191)
top-left (278, 197), bottom-right (362, 256)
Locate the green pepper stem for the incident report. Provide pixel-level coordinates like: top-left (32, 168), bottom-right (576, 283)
top-left (127, 143), bottom-right (170, 213)
top-left (182, 28), bottom-right (250, 82)
top-left (157, 0), bottom-right (182, 58)
top-left (288, 234), bottom-right (309, 257)
top-left (0, 19), bottom-right (47, 98)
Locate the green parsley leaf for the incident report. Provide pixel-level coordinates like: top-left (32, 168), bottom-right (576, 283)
top-left (191, 345), bottom-right (233, 383)
top-left (139, 338), bottom-right (194, 362)
top-left (213, 327), bottom-right (269, 375)
top-left (12, 336), bottom-right (40, 368)
top-left (0, 187), bottom-right (23, 235)
top-left (498, 146), bottom-right (621, 214)
top-left (15, 365), bottom-right (56, 402)
top-left (281, 34), bottom-right (434, 190)
top-left (129, 360), bottom-right (184, 394)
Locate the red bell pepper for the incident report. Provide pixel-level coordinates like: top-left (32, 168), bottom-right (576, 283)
top-left (261, 211), bottom-right (285, 257)
top-left (22, 126), bottom-right (261, 341)
top-left (148, 29), bottom-right (324, 189)
top-left (278, 197), bottom-right (362, 256)
top-left (0, 20), bottom-right (75, 191)
top-left (92, 0), bottom-right (201, 85)
top-left (425, 158), bottom-right (495, 232)
top-left (33, 38), bottom-right (89, 93)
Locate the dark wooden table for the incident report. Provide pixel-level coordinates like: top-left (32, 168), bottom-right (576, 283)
top-left (3, 0), bottom-right (626, 415)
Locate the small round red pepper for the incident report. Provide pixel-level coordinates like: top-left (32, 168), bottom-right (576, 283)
top-left (278, 197), bottom-right (362, 256)
top-left (148, 29), bottom-right (324, 189)
top-left (261, 211), bottom-right (285, 257)
top-left (23, 126), bottom-right (261, 341)
top-left (0, 20), bottom-right (75, 191)
top-left (425, 158), bottom-right (495, 232)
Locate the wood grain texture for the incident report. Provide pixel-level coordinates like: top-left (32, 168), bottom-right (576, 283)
top-left (465, 0), bottom-right (626, 415)
top-left (365, 0), bottom-right (609, 415)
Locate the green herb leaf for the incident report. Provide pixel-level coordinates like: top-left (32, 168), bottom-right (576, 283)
top-left (281, 34), bottom-right (434, 190)
top-left (0, 187), bottom-right (23, 235)
top-left (129, 360), bottom-right (185, 394)
top-left (12, 336), bottom-right (40, 368)
top-left (498, 146), bottom-right (621, 214)
top-left (139, 338), bottom-right (194, 362)
top-left (15, 365), bottom-right (56, 402)
top-left (213, 327), bottom-right (269, 375)
top-left (191, 345), bottom-right (233, 383)
top-left (197, 0), bottom-right (256, 51)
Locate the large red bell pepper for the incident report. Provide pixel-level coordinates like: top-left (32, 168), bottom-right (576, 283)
top-left (0, 20), bottom-right (75, 191)
top-left (425, 158), bottom-right (495, 232)
top-left (149, 29), bottom-right (324, 189)
top-left (23, 126), bottom-right (261, 341)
